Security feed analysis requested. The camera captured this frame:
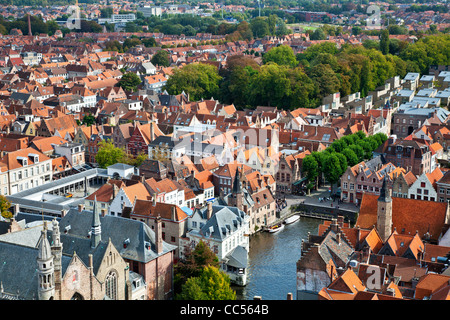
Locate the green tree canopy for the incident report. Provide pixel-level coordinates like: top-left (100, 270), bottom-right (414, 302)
top-left (176, 265), bottom-right (236, 300)
top-left (164, 63), bottom-right (222, 101)
top-left (95, 140), bottom-right (126, 169)
top-left (262, 44), bottom-right (298, 67)
top-left (118, 72), bottom-right (141, 92)
top-left (174, 240), bottom-right (220, 294)
top-left (151, 50), bottom-right (170, 67)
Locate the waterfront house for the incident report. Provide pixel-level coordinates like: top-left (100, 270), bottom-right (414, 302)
top-left (185, 202), bottom-right (250, 286)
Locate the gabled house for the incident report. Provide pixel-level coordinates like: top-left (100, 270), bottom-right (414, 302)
top-left (185, 203), bottom-right (250, 286)
top-left (130, 198), bottom-right (189, 260)
top-left (408, 167), bottom-right (443, 201)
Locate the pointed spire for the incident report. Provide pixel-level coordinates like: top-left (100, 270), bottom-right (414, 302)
top-left (91, 195), bottom-right (101, 248)
top-left (378, 175), bottom-right (392, 202)
top-left (38, 222), bottom-right (52, 260)
top-left (232, 166), bottom-right (241, 194)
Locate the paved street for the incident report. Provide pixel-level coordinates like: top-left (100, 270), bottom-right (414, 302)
top-left (276, 186), bottom-right (359, 220)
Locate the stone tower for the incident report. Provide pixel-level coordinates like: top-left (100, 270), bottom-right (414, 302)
top-left (377, 176), bottom-right (393, 243)
top-left (37, 222), bottom-right (55, 300)
top-left (230, 167), bottom-right (243, 210)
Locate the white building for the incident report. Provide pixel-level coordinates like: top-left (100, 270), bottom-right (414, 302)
top-left (138, 6), bottom-right (162, 17)
top-left (185, 203), bottom-right (250, 286)
top-left (53, 142), bottom-right (85, 167)
top-left (107, 163), bottom-right (138, 179)
top-left (108, 182), bottom-right (150, 217)
top-left (407, 168), bottom-right (443, 202)
top-left (98, 13), bottom-right (136, 25)
top-left (0, 148), bottom-right (53, 195)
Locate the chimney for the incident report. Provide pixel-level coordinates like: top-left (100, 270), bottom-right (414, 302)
top-left (337, 215), bottom-right (344, 228)
top-left (336, 232), bottom-right (341, 245)
top-left (155, 215), bottom-right (163, 254)
top-left (101, 209), bottom-right (107, 217)
top-left (28, 14), bottom-right (32, 36)
top-left (78, 204), bottom-right (84, 212)
top-left (153, 193), bottom-right (157, 206)
top-left (207, 202), bottom-right (213, 219)
top-left (330, 218), bottom-right (339, 233)
top-left (171, 206), bottom-right (176, 221)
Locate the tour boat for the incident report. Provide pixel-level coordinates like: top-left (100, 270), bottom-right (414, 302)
top-left (284, 214), bottom-right (300, 225)
top-left (267, 224), bottom-right (284, 233)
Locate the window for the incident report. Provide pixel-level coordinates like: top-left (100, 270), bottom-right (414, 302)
top-left (105, 271), bottom-right (117, 300)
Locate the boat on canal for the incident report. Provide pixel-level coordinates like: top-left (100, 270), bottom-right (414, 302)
top-left (284, 214), bottom-right (300, 225)
top-left (267, 223), bottom-right (284, 233)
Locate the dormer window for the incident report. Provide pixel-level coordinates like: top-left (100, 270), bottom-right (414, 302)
top-left (28, 153), bottom-right (39, 164)
top-left (17, 156), bottom-right (28, 166)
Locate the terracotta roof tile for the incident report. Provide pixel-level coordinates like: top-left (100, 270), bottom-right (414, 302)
top-left (357, 194), bottom-right (448, 243)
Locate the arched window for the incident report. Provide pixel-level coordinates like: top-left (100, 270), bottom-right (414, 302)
top-left (71, 292), bottom-right (84, 300)
top-left (105, 271), bottom-right (118, 300)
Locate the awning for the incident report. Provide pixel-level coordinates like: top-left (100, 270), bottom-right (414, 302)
top-left (292, 177), bottom-right (308, 186)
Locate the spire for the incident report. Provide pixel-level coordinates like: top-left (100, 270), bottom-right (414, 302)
top-left (91, 196), bottom-right (101, 248)
top-left (38, 222), bottom-right (52, 261)
top-left (37, 221), bottom-right (55, 300)
top-left (232, 166), bottom-right (241, 194)
top-left (378, 175), bottom-right (391, 202)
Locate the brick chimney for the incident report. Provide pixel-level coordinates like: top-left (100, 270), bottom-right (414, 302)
top-left (206, 202), bottom-right (213, 219)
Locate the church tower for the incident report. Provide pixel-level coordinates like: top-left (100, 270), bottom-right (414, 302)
top-left (37, 222), bottom-right (55, 300)
top-left (377, 176), bottom-right (393, 243)
top-left (230, 167), bottom-right (243, 210)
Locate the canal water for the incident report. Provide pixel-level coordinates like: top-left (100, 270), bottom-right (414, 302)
top-left (233, 216), bottom-right (323, 300)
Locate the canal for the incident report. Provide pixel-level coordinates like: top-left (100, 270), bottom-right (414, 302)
top-left (233, 216), bottom-right (324, 300)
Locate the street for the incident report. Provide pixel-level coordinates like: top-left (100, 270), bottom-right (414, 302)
top-left (276, 186), bottom-right (359, 219)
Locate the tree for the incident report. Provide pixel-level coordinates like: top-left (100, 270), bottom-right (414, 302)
top-left (95, 140), bottom-right (127, 169)
top-left (177, 265), bottom-right (236, 300)
top-left (342, 148), bottom-right (359, 167)
top-left (81, 114), bottom-right (95, 127)
top-left (164, 63), bottom-right (222, 101)
top-left (380, 29), bottom-right (390, 55)
top-left (307, 63), bottom-right (340, 101)
top-left (310, 28), bottom-right (326, 40)
top-left (323, 153), bottom-right (344, 194)
top-left (118, 72), bottom-right (141, 92)
top-left (302, 155), bottom-right (319, 192)
top-left (151, 50), bottom-right (170, 67)
top-left (174, 240), bottom-right (220, 294)
top-left (141, 37), bottom-right (157, 47)
top-left (250, 17), bottom-right (269, 38)
top-left (0, 195), bottom-right (11, 219)
top-left (262, 45), bottom-right (298, 67)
